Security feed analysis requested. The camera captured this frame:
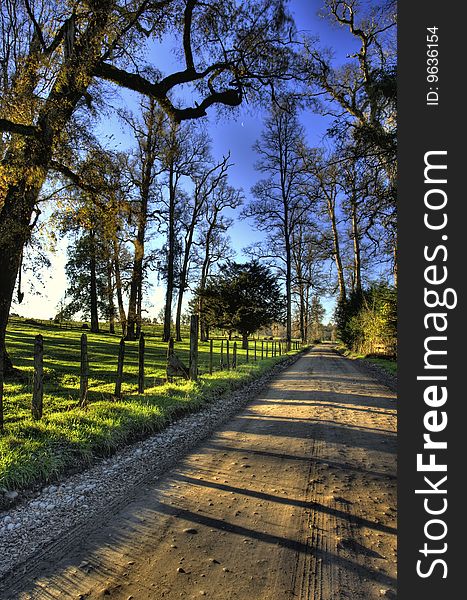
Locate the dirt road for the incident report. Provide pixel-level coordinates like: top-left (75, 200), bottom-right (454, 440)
top-left (6, 345), bottom-right (397, 600)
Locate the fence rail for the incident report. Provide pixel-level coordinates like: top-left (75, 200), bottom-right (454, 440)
top-left (19, 320), bottom-right (303, 422)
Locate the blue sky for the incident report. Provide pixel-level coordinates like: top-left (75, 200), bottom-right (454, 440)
top-left (16, 0), bottom-right (361, 323)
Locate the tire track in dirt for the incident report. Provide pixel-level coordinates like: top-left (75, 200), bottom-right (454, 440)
top-left (3, 345), bottom-right (396, 600)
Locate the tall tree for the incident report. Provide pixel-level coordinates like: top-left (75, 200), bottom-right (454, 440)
top-left (308, 295), bottom-right (326, 341)
top-left (63, 232), bottom-right (109, 324)
top-left (120, 97), bottom-right (164, 340)
top-left (243, 103), bottom-right (310, 349)
top-left (291, 220), bottom-right (329, 343)
top-left (158, 121), bottom-right (208, 341)
top-left (304, 0), bottom-right (397, 281)
top-left (302, 151), bottom-right (348, 303)
top-left (174, 152), bottom-right (231, 341)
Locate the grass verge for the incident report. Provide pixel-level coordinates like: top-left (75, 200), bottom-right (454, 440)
top-left (334, 342), bottom-right (397, 376)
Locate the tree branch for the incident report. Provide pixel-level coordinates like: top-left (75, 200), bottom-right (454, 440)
top-left (183, 0), bottom-right (196, 70)
top-left (48, 160), bottom-right (98, 194)
top-left (24, 0), bottom-right (46, 51)
top-left (94, 62), bottom-right (242, 122)
top-left (0, 118), bottom-right (38, 137)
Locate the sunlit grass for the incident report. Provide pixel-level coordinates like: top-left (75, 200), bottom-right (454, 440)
top-left (1, 318), bottom-right (302, 494)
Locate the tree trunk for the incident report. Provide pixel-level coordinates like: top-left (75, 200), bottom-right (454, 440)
top-left (113, 241), bottom-right (127, 337)
top-left (163, 162), bottom-right (176, 342)
top-left (285, 235), bottom-right (292, 349)
top-left (107, 260), bottom-right (115, 334)
top-left (1, 346), bottom-right (15, 377)
top-left (127, 232), bottom-right (145, 340)
top-left (350, 194), bottom-right (362, 297)
top-left (175, 289), bottom-right (184, 342)
top-left (199, 307), bottom-right (208, 342)
top-left (242, 333), bottom-right (249, 350)
top-left (327, 196), bottom-right (347, 303)
top-left (89, 229), bottom-right (99, 333)
top-left (0, 142), bottom-right (50, 379)
top-left (298, 284), bottom-right (306, 343)
top-left (198, 233), bottom-right (213, 342)
top-left (175, 228), bottom-right (195, 341)
top-left (136, 278), bottom-right (143, 338)
top-left (393, 241), bottom-right (398, 288)
top-left (304, 285), bottom-right (310, 343)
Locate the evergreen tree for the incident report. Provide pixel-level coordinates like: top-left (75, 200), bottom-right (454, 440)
top-left (198, 261), bottom-right (286, 349)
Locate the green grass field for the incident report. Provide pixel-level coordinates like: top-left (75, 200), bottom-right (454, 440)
top-left (1, 318), bottom-right (302, 496)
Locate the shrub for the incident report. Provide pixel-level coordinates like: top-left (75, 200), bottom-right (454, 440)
top-left (336, 283), bottom-right (396, 357)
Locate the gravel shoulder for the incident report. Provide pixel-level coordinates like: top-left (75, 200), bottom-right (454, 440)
top-left (0, 345), bottom-right (397, 600)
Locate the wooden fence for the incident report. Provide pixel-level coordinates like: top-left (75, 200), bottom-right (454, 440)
top-left (24, 314), bottom-right (302, 421)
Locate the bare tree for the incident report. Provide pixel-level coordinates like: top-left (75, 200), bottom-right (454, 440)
top-left (195, 180), bottom-right (242, 341)
top-left (243, 103), bottom-right (310, 349)
top-left (174, 152), bottom-right (231, 341)
top-left (303, 0), bottom-right (397, 282)
top-left (119, 97), bottom-right (164, 340)
top-left (291, 220), bottom-right (330, 342)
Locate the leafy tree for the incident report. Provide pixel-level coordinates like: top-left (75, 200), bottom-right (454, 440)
top-left (52, 148), bottom-right (127, 332)
top-left (336, 281), bottom-right (396, 355)
top-left (63, 233), bottom-right (109, 323)
top-left (198, 261), bottom-right (286, 348)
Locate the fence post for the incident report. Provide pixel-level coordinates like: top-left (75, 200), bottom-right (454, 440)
top-left (209, 339), bottom-right (213, 375)
top-left (226, 339), bottom-right (230, 370)
top-left (233, 342), bottom-right (237, 369)
top-left (114, 338), bottom-right (125, 398)
top-left (254, 340), bottom-right (257, 362)
top-left (79, 333), bottom-right (89, 407)
top-left (138, 332), bottom-right (145, 393)
top-left (246, 341), bottom-right (249, 363)
top-left (189, 314), bottom-right (199, 381)
top-left (261, 340), bottom-right (264, 360)
top-left (266, 341), bottom-right (269, 358)
top-left (220, 339), bottom-right (224, 369)
top-left (32, 334), bottom-right (44, 420)
top-left (279, 341), bottom-right (282, 356)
